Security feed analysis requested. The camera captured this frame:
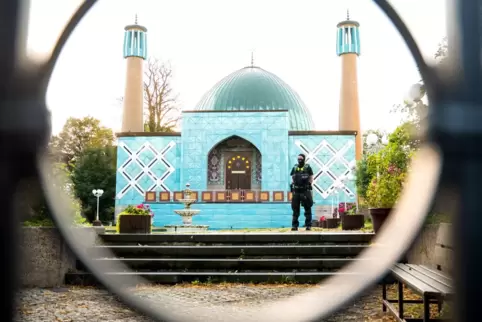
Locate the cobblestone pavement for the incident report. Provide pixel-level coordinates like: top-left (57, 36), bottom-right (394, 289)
top-left (15, 284), bottom-right (397, 322)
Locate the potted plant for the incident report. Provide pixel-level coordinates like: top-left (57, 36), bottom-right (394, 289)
top-left (326, 208), bottom-right (340, 228)
top-left (117, 203), bottom-right (154, 234)
top-left (341, 203), bottom-right (364, 230)
top-left (319, 216), bottom-right (327, 228)
top-left (363, 124), bottom-right (413, 233)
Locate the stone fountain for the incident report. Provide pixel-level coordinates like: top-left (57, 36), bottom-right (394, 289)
top-left (164, 183), bottom-right (209, 233)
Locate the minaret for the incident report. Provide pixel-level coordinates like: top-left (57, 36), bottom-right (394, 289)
top-left (337, 11), bottom-right (362, 160)
top-left (121, 15), bottom-right (147, 132)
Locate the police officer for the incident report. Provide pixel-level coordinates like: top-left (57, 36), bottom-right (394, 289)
top-left (290, 153), bottom-right (314, 231)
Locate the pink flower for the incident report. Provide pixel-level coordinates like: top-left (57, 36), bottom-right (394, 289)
top-left (320, 216), bottom-right (326, 221)
top-left (136, 204), bottom-right (143, 209)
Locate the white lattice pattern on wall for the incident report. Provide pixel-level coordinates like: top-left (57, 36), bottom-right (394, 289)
top-left (116, 140), bottom-right (176, 199)
top-left (295, 139), bottom-right (356, 199)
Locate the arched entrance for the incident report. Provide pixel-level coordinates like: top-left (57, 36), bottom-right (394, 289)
top-left (226, 153), bottom-right (251, 190)
top-left (207, 136), bottom-right (262, 191)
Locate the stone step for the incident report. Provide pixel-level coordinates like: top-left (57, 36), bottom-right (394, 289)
top-left (99, 233), bottom-right (374, 245)
top-left (79, 257), bottom-right (364, 271)
top-left (65, 271), bottom-right (365, 286)
top-left (89, 245), bottom-right (369, 258)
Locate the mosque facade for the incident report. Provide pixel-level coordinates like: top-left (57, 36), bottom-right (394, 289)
top-left (115, 14), bottom-right (362, 229)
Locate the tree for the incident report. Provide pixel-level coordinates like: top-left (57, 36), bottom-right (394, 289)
top-left (143, 58), bottom-right (180, 132)
top-left (363, 123), bottom-right (414, 208)
top-left (391, 37), bottom-right (449, 132)
top-left (49, 116), bottom-right (115, 167)
top-left (71, 146), bottom-right (117, 223)
top-left (23, 161), bottom-right (86, 226)
top-left (434, 37), bottom-right (448, 62)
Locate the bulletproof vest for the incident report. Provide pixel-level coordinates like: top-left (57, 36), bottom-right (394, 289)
top-left (293, 164), bottom-right (311, 186)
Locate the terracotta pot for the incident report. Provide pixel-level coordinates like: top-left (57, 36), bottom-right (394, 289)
top-left (119, 215), bottom-right (152, 234)
top-left (341, 215), bottom-right (365, 230)
top-left (369, 208), bottom-right (392, 234)
top-left (320, 221), bottom-right (327, 228)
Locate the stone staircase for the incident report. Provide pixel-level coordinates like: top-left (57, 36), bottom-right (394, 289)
top-left (65, 232), bottom-right (374, 285)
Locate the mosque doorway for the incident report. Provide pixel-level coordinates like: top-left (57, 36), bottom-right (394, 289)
top-left (225, 153), bottom-right (251, 190)
top-left (207, 136), bottom-right (262, 191)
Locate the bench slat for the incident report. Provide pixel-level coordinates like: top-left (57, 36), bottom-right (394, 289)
top-left (395, 264), bottom-right (452, 296)
top-left (391, 265), bottom-right (440, 296)
top-left (409, 265), bottom-right (452, 289)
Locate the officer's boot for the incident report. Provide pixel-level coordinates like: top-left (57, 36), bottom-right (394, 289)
top-left (291, 215), bottom-right (299, 231)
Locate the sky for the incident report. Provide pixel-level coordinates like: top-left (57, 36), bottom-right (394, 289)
top-left (27, 0), bottom-right (447, 134)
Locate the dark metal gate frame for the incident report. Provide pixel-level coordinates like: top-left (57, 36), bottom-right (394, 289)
top-left (0, 0), bottom-right (477, 321)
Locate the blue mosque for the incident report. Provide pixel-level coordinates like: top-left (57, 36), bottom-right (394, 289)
top-left (115, 14), bottom-right (362, 229)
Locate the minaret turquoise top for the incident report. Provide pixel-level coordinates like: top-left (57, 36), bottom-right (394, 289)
top-left (336, 10), bottom-right (360, 56)
top-left (123, 15), bottom-right (148, 59)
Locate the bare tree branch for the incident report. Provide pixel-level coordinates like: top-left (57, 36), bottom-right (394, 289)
top-left (143, 58), bottom-right (180, 132)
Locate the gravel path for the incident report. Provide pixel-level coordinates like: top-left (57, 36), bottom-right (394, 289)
top-left (15, 284), bottom-right (394, 322)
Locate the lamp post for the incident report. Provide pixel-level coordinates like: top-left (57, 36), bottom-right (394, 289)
top-left (345, 173), bottom-right (357, 212)
top-left (333, 181), bottom-right (342, 217)
top-left (339, 176), bottom-right (347, 212)
top-left (366, 133), bottom-right (389, 179)
top-left (92, 189), bottom-right (104, 226)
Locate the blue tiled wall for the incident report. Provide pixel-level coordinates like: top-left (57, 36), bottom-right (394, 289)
top-left (116, 136), bottom-right (182, 207)
top-left (114, 129), bottom-right (357, 228)
top-left (149, 202), bottom-right (293, 229)
top-left (288, 135), bottom-right (357, 205)
top-left (181, 111), bottom-right (290, 191)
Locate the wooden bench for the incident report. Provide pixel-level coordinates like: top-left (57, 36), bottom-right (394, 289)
top-left (382, 223), bottom-right (453, 321)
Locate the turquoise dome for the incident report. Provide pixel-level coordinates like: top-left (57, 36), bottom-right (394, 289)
top-left (195, 66), bottom-right (314, 131)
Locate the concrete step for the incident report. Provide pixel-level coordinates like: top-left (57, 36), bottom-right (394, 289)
top-left (79, 257), bottom-right (364, 272)
top-left (99, 233), bottom-right (374, 245)
top-left (89, 245), bottom-right (369, 258)
top-left (65, 271), bottom-right (366, 286)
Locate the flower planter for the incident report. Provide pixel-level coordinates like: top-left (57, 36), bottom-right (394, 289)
top-left (341, 215), bottom-right (365, 230)
top-left (311, 220), bottom-right (319, 228)
top-left (369, 208), bottom-right (392, 234)
top-left (325, 218), bottom-right (340, 229)
top-left (118, 215), bottom-right (152, 234)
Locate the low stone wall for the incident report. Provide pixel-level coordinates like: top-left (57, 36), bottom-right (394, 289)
top-left (406, 223), bottom-right (446, 268)
top-left (20, 227), bottom-right (103, 288)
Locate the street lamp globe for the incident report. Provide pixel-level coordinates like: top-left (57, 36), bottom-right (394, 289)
top-left (408, 83), bottom-right (424, 102)
top-left (92, 189), bottom-right (104, 197)
top-left (366, 133), bottom-right (378, 146)
top-left (381, 135), bottom-right (389, 145)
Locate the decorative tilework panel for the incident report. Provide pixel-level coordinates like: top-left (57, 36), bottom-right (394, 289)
top-left (181, 111), bottom-right (289, 192)
top-left (115, 136), bottom-right (181, 208)
top-left (147, 202), bottom-right (293, 229)
top-left (288, 135), bottom-right (357, 204)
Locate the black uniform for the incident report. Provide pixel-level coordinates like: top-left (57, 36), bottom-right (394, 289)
top-left (290, 163), bottom-right (314, 229)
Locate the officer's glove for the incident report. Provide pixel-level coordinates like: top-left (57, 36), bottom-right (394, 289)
top-left (308, 183), bottom-right (313, 190)
top-left (290, 183), bottom-right (294, 193)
